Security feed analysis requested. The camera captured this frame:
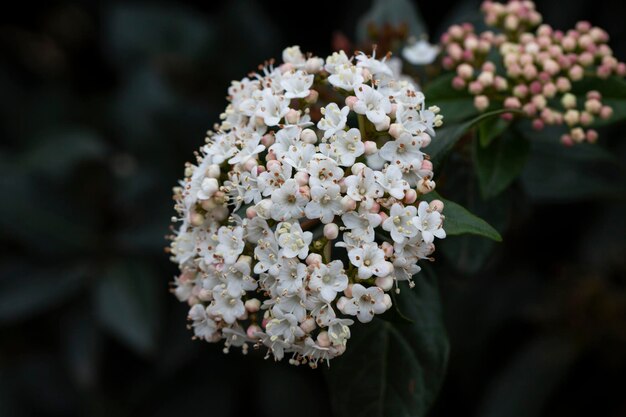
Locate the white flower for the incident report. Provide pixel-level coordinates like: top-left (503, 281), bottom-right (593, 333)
top-left (223, 261), bottom-right (257, 298)
top-left (270, 179), bottom-right (308, 221)
top-left (348, 243), bottom-right (393, 279)
top-left (207, 285), bottom-right (245, 324)
top-left (305, 184), bottom-right (343, 224)
top-left (382, 203), bottom-right (420, 243)
top-left (402, 39), bottom-right (440, 65)
top-left (341, 208), bottom-right (382, 243)
top-left (282, 45), bottom-right (306, 68)
top-left (283, 142), bottom-right (316, 171)
top-left (280, 70), bottom-right (314, 99)
top-left (257, 88), bottom-right (289, 126)
top-left (374, 165), bottom-right (410, 199)
top-left (353, 84), bottom-right (392, 125)
top-left (328, 64), bottom-right (365, 91)
top-left (338, 284), bottom-right (388, 323)
top-left (307, 155), bottom-right (344, 188)
top-left (320, 128), bottom-right (365, 167)
top-left (275, 257), bottom-right (307, 295)
top-left (257, 161), bottom-right (292, 196)
top-left (188, 304), bottom-right (219, 341)
top-left (355, 51), bottom-right (394, 78)
top-left (276, 221), bottom-right (313, 259)
top-left (309, 260), bottom-right (348, 303)
top-left (317, 103), bottom-right (349, 139)
top-left (273, 293), bottom-right (307, 322)
top-left (197, 177), bottom-right (219, 200)
top-left (344, 167), bottom-right (384, 204)
top-left (266, 308), bottom-right (305, 343)
top-left (303, 295), bottom-right (336, 326)
top-left (215, 226), bottom-right (245, 264)
top-left (416, 201), bottom-right (446, 243)
top-left (379, 132), bottom-right (424, 167)
top-left (228, 136), bottom-right (265, 165)
top-left (327, 318), bottom-right (353, 346)
top-left (270, 126), bottom-right (301, 160)
top-left (324, 50), bottom-right (351, 74)
top-left (254, 236), bottom-right (280, 274)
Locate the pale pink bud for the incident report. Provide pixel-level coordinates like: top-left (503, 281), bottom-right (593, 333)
top-left (523, 64), bottom-right (537, 80)
top-left (513, 84), bottom-right (529, 98)
top-left (369, 202), bottom-right (381, 213)
top-left (600, 105), bottom-right (613, 119)
top-left (299, 185), bottom-right (310, 199)
top-left (523, 103), bottom-right (537, 117)
top-left (580, 111), bottom-right (593, 126)
top-left (266, 149), bottom-right (277, 160)
top-left (266, 159), bottom-right (281, 170)
top-left (421, 160), bottom-right (433, 172)
top-left (246, 206), bottom-right (257, 219)
top-left (468, 81), bottom-right (483, 94)
top-left (279, 62), bottom-right (294, 73)
top-left (306, 253), bottom-right (323, 267)
top-left (300, 128), bottom-right (317, 144)
top-left (429, 199), bottom-right (445, 213)
top-left (420, 133), bottom-right (432, 147)
top-left (341, 196), bottom-right (357, 211)
top-left (586, 129), bottom-right (599, 143)
top-left (417, 179), bottom-right (435, 194)
top-left (285, 109), bottom-right (300, 125)
top-left (532, 94), bottom-right (547, 110)
top-left (245, 298), bottom-right (261, 313)
top-left (542, 83), bottom-right (557, 98)
top-left (569, 65), bottom-right (584, 80)
top-left (379, 212), bottom-right (388, 223)
top-left (383, 294), bottom-right (393, 310)
top-left (190, 211), bottom-right (204, 226)
top-left (404, 189), bottom-right (418, 204)
top-left (374, 115), bottom-right (391, 132)
top-left (207, 164), bottom-right (221, 179)
top-left (343, 285), bottom-right (353, 298)
top-left (457, 63), bottom-right (473, 80)
top-left (305, 89), bottom-right (319, 104)
top-left (474, 95), bottom-right (489, 112)
top-left (560, 134), bottom-right (574, 146)
top-left (494, 76), bottom-right (508, 91)
top-left (584, 98), bottom-right (602, 114)
top-left (351, 163), bottom-right (367, 175)
top-left (556, 77), bottom-right (571, 93)
top-left (532, 118), bottom-right (544, 130)
top-left (452, 76), bottom-right (466, 90)
top-left (364, 141), bottom-right (378, 155)
top-left (381, 241), bottom-right (394, 258)
top-left (442, 56), bottom-right (455, 69)
top-left (243, 158), bottom-right (258, 172)
top-left (388, 123), bottom-right (404, 138)
top-left (477, 71), bottom-right (494, 87)
top-left (345, 95), bottom-right (358, 109)
top-left (530, 81), bottom-right (543, 95)
top-left (317, 331), bottom-right (331, 347)
top-left (571, 127), bottom-right (585, 143)
top-left (300, 317), bottom-right (316, 333)
top-left (504, 96), bottom-right (522, 109)
top-left (295, 171), bottom-right (309, 186)
top-left (375, 276), bottom-right (394, 291)
top-left (323, 223), bottom-right (339, 240)
top-left (564, 109), bottom-right (580, 126)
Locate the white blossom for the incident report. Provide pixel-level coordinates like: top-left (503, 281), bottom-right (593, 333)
top-left (402, 39), bottom-right (440, 65)
top-left (276, 221), bottom-right (313, 259)
top-left (338, 284), bottom-right (388, 323)
top-left (353, 84), bottom-right (392, 125)
top-left (382, 203), bottom-right (420, 243)
top-left (270, 179), bottom-right (307, 221)
top-left (207, 285), bottom-right (245, 324)
top-left (416, 201), bottom-right (446, 243)
top-left (281, 70), bottom-right (314, 99)
top-left (348, 243), bottom-right (393, 279)
top-left (308, 261), bottom-right (349, 302)
top-left (317, 103), bottom-right (349, 139)
top-left (328, 64), bottom-right (365, 91)
top-left (305, 184), bottom-right (343, 224)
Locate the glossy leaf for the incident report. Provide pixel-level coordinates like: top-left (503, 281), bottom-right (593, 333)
top-left (473, 131), bottom-right (530, 199)
top-left (422, 191), bottom-right (502, 241)
top-left (95, 261), bottom-right (162, 356)
top-left (326, 268), bottom-right (449, 417)
top-left (478, 117), bottom-right (510, 147)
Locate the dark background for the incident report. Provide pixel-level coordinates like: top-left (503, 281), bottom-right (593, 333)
top-left (1, 1), bottom-right (625, 416)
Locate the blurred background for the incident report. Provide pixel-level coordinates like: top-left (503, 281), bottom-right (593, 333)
top-left (1, 0), bottom-right (625, 416)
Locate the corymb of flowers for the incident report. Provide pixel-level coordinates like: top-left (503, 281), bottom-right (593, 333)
top-left (168, 46), bottom-right (445, 368)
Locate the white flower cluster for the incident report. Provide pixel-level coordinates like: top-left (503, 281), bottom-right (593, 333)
top-left (168, 46), bottom-right (446, 368)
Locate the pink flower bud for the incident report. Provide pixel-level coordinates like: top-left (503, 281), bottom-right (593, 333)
top-left (345, 95), bottom-right (358, 109)
top-left (404, 189), bottom-right (418, 204)
top-left (364, 141), bottom-right (378, 155)
top-left (504, 97), bottom-right (522, 109)
top-left (375, 276), bottom-right (394, 291)
top-left (569, 65), bottom-right (584, 81)
top-left (473, 95), bottom-right (489, 112)
top-left (477, 71), bottom-right (494, 87)
top-left (246, 324), bottom-right (261, 339)
top-left (379, 211), bottom-right (388, 223)
top-left (343, 285), bottom-right (353, 298)
top-left (245, 298), bottom-right (261, 313)
top-left (442, 56), bottom-right (454, 69)
top-left (243, 158), bottom-right (258, 172)
top-left (556, 77), bottom-right (571, 93)
top-left (285, 109), bottom-right (300, 125)
top-left (468, 81), bottom-right (483, 94)
top-left (266, 149), bottom-right (277, 161)
top-left (190, 212), bottom-right (205, 226)
top-left (429, 199), bottom-right (445, 213)
top-left (306, 253), bottom-right (322, 267)
top-left (374, 116), bottom-right (391, 132)
top-left (323, 223), bottom-right (339, 240)
top-left (299, 185), bottom-right (310, 199)
top-left (246, 207), bottom-right (257, 219)
top-left (580, 111), bottom-right (593, 126)
top-left (530, 81), bottom-right (543, 95)
top-left (571, 127), bottom-right (585, 143)
top-left (457, 63), bottom-right (473, 80)
top-left (266, 159), bottom-right (281, 170)
top-left (560, 134), bottom-right (574, 146)
top-left (341, 196), bottom-right (357, 211)
top-left (542, 83), bottom-right (557, 98)
top-left (304, 89), bottom-right (319, 104)
top-left (383, 294), bottom-right (393, 310)
top-left (279, 62), bottom-right (294, 73)
top-left (369, 202), bottom-right (381, 213)
top-left (300, 128), bottom-right (317, 144)
top-left (381, 241), bottom-right (394, 258)
top-left (452, 76), bottom-right (466, 90)
top-left (420, 133), bottom-right (432, 147)
top-left (317, 331), bottom-right (331, 347)
top-left (388, 123), bottom-right (404, 138)
top-left (532, 118), bottom-right (544, 130)
top-left (523, 103), bottom-right (537, 117)
top-left (295, 171), bottom-right (309, 186)
top-left (300, 317), bottom-right (316, 333)
top-left (586, 129), bottom-right (599, 143)
top-left (600, 105), bottom-right (613, 120)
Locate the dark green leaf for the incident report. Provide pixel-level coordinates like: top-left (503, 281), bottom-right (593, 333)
top-left (422, 191), bottom-right (502, 241)
top-left (356, 0), bottom-right (426, 43)
top-left (95, 261), bottom-right (162, 355)
top-left (520, 131), bottom-right (625, 201)
top-left (424, 109), bottom-right (519, 167)
top-left (424, 74), bottom-right (477, 124)
top-left (327, 269), bottom-right (449, 417)
top-left (0, 264), bottom-right (85, 324)
top-left (473, 131), bottom-right (530, 199)
top-left (479, 117), bottom-right (509, 147)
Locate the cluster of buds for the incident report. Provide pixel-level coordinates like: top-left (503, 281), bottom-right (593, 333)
top-left (441, 0), bottom-right (625, 145)
top-left (168, 46), bottom-right (446, 367)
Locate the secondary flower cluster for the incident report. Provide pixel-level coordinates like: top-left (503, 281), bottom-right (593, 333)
top-left (441, 0), bottom-right (625, 145)
top-left (168, 46), bottom-right (445, 367)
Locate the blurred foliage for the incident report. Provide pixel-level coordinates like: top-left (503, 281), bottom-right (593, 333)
top-left (1, 1), bottom-right (626, 417)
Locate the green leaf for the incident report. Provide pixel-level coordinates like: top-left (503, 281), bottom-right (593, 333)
top-left (0, 264), bottom-right (86, 323)
top-left (326, 268), bottom-right (449, 417)
top-left (473, 130), bottom-right (530, 199)
top-left (422, 191), bottom-right (502, 241)
top-left (95, 261), bottom-right (162, 356)
top-left (478, 117), bottom-right (509, 147)
top-left (423, 74), bottom-right (477, 124)
top-left (424, 109), bottom-right (519, 167)
top-left (520, 131), bottom-right (625, 201)
top-left (356, 0), bottom-right (426, 43)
